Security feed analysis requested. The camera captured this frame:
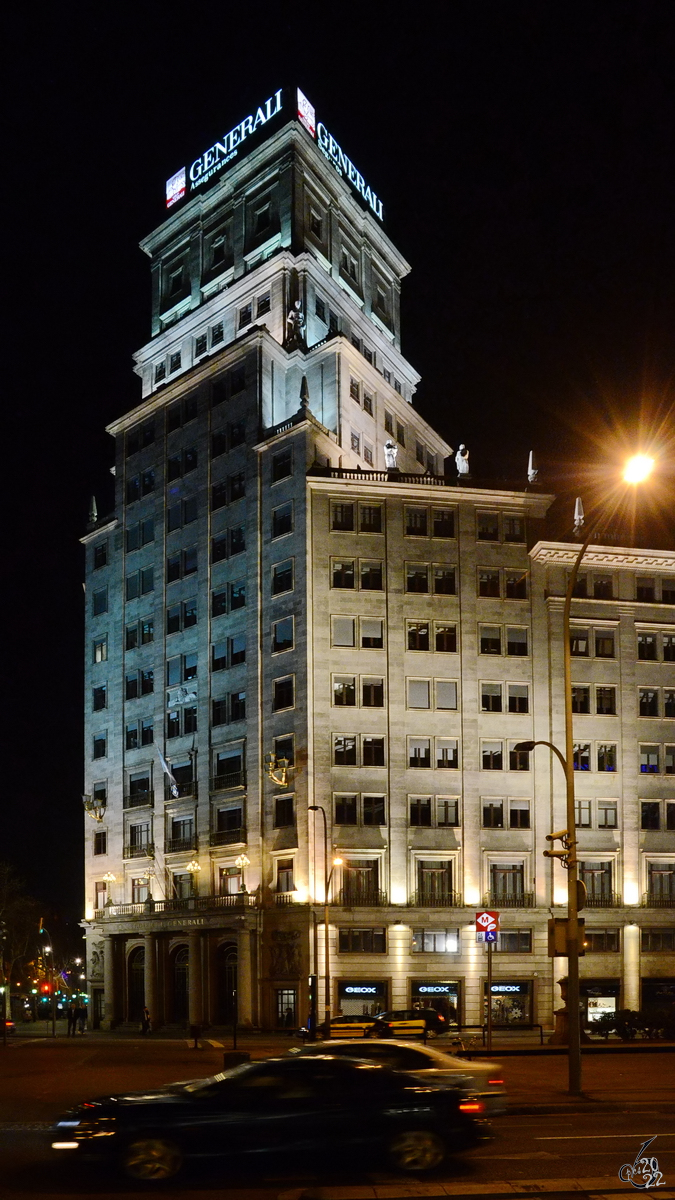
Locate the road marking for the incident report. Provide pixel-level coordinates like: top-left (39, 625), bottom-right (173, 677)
top-left (537, 1132), bottom-right (675, 1140)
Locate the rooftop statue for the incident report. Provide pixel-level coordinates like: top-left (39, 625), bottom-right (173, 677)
top-left (384, 440), bottom-right (398, 469)
top-left (455, 444), bottom-right (470, 476)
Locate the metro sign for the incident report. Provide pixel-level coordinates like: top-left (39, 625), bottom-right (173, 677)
top-left (476, 911), bottom-right (500, 934)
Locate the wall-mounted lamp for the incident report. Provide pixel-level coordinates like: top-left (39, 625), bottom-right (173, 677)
top-left (82, 793), bottom-right (106, 822)
top-left (264, 752), bottom-right (290, 787)
top-left (235, 854), bottom-right (251, 893)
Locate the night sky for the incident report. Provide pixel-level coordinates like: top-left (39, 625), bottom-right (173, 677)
top-left (6, 4), bottom-right (674, 927)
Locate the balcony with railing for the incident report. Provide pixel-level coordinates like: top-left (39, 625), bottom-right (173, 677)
top-left (123, 790), bottom-right (154, 810)
top-left (210, 771), bottom-right (246, 792)
top-left (209, 827), bottom-right (246, 847)
top-left (484, 891), bottom-right (535, 909)
top-left (165, 779), bottom-right (197, 800)
top-left (93, 892), bottom-right (257, 920)
top-left (123, 842), bottom-right (154, 860)
top-left (642, 891), bottom-right (675, 908)
top-left (335, 888), bottom-right (388, 907)
top-left (408, 890), bottom-right (462, 908)
top-left (583, 892), bottom-right (623, 908)
top-left (165, 836), bottom-right (198, 854)
top-left (275, 891), bottom-right (299, 906)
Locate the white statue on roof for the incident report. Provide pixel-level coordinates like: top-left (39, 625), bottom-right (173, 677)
top-left (384, 440), bottom-right (398, 469)
top-left (455, 444), bottom-right (469, 475)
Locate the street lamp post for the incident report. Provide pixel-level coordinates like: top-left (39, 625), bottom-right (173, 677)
top-left (308, 806), bottom-right (342, 1038)
top-left (39, 924), bottom-right (56, 1039)
top-left (516, 456), bottom-right (653, 1095)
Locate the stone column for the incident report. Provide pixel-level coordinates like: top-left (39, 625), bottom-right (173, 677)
top-left (144, 934), bottom-right (157, 1030)
top-left (102, 935), bottom-right (115, 1030)
top-left (188, 931), bottom-right (203, 1029)
top-left (623, 923), bottom-right (640, 1011)
top-left (238, 929), bottom-right (253, 1027)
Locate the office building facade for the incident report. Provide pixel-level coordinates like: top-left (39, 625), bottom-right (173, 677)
top-left (82, 89), bottom-right (675, 1032)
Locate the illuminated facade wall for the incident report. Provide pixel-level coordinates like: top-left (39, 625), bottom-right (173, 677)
top-left (81, 101), bottom-right (675, 1032)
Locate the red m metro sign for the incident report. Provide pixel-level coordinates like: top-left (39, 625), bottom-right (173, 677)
top-left (476, 911), bottom-right (500, 934)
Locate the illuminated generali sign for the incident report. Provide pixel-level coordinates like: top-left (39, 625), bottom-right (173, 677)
top-left (166, 89), bottom-right (284, 208)
top-left (165, 87), bottom-right (384, 223)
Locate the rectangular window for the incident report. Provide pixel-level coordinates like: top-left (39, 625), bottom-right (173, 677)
top-left (272, 560), bottom-right (293, 595)
top-left (432, 508), bottom-right (455, 538)
top-left (363, 393), bottom-right (374, 418)
top-left (360, 560), bottom-right (383, 589)
top-left (477, 512), bottom-right (499, 541)
top-left (274, 795), bottom-right (294, 828)
top-left (597, 742), bottom-right (617, 772)
top-left (497, 931), bottom-right (532, 952)
top-left (570, 628), bottom-right (589, 656)
top-left (641, 928), bottom-right (675, 952)
top-left (593, 573), bottom-right (613, 600)
top-left (93, 637), bottom-right (107, 663)
top-left (406, 563), bottom-right (429, 593)
top-left (361, 618), bottom-right (383, 649)
top-left (338, 928), bottom-right (386, 953)
top-left (478, 570), bottom-right (500, 598)
top-left (272, 502), bottom-right (293, 538)
top-left (405, 507), bottom-right (428, 537)
top-left (93, 733), bottom-right (106, 759)
top-left (665, 689), bottom-right (675, 718)
top-left (505, 571), bottom-right (528, 600)
top-left (407, 621), bottom-right (429, 651)
top-left (666, 746), bottom-right (675, 775)
top-left (335, 794), bottom-right (358, 824)
top-left (637, 633), bottom-right (658, 661)
top-left (509, 744), bottom-right (530, 771)
top-left (482, 741), bottom-right (503, 770)
top-left (481, 682), bottom-right (503, 713)
top-left (596, 686), bottom-right (616, 715)
top-left (334, 735), bottom-right (357, 766)
top-left (639, 688), bottom-right (659, 717)
top-left (436, 739), bottom-right (458, 769)
top-left (333, 676), bottom-right (356, 706)
top-left (408, 737), bottom-right (431, 768)
top-left (506, 627), bottom-right (528, 656)
top-left (572, 686), bottom-right (591, 714)
top-left (272, 447), bottom-right (293, 482)
top-left (595, 630), bottom-right (615, 658)
top-left (509, 798), bottom-right (530, 829)
top-left (363, 795), bottom-right (385, 825)
top-left (637, 577), bottom-right (656, 602)
top-left (412, 930), bottom-right (459, 953)
top-left (435, 623), bottom-right (457, 652)
top-left (480, 625), bottom-right (501, 655)
top-left (272, 617), bottom-right (294, 654)
top-left (362, 736), bottom-right (385, 766)
top-left (362, 677), bottom-right (384, 707)
top-left (396, 421), bottom-right (405, 446)
top-left (641, 801), bottom-right (661, 830)
top-left (349, 377), bottom-right (361, 402)
top-left (503, 515), bottom-right (525, 543)
top-left (93, 587), bottom-right (108, 616)
top-left (276, 858), bottom-right (295, 893)
top-left (507, 683), bottom-right (529, 713)
top-left (409, 796), bottom-right (432, 826)
top-left (640, 744), bottom-right (660, 774)
top-left (359, 504), bottom-right (381, 533)
top-left (434, 566), bottom-right (456, 595)
top-left (482, 799), bottom-right (504, 828)
top-left (331, 502), bottom-right (354, 531)
top-left (93, 542), bottom-right (108, 569)
top-left (407, 679), bottom-right (430, 709)
top-left (573, 743), bottom-right (591, 771)
top-left (331, 559), bottom-right (355, 589)
top-left (437, 797), bottom-right (459, 827)
top-left (419, 862), bottom-right (452, 909)
top-left (93, 831), bottom-right (107, 856)
top-left (433, 680), bottom-right (456, 710)
top-left (272, 676), bottom-right (294, 711)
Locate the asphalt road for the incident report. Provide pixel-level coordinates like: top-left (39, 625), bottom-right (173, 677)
top-left (1, 1037), bottom-right (674, 1199)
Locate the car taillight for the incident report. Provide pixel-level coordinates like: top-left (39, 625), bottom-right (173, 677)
top-left (488, 1078), bottom-right (504, 1085)
top-left (459, 1101), bottom-right (485, 1113)
top-left (438, 1015), bottom-right (446, 1022)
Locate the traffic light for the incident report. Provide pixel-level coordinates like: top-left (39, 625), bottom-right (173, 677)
top-left (40, 982), bottom-right (52, 995)
top-left (548, 917), bottom-right (586, 957)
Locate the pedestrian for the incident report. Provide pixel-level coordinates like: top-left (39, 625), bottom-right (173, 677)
top-left (141, 1006), bottom-right (151, 1035)
top-left (75, 1002), bottom-right (86, 1034)
top-left (67, 1002), bottom-right (77, 1037)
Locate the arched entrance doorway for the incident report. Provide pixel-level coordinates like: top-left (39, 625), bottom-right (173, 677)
top-left (172, 946), bottom-right (189, 1025)
top-left (127, 946), bottom-right (145, 1022)
top-left (216, 942), bottom-right (238, 1024)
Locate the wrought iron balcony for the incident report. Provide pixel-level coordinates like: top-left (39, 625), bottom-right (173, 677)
top-left (165, 780), bottom-right (197, 800)
top-left (93, 892), bottom-right (257, 919)
top-left (484, 891), bottom-right (535, 909)
top-left (582, 893), bottom-right (622, 908)
top-left (209, 827), bottom-right (246, 847)
top-left (408, 890), bottom-right (462, 908)
top-left (335, 888), bottom-right (388, 907)
top-left (123, 842), bottom-right (154, 860)
top-left (642, 891), bottom-right (675, 908)
top-left (165, 836), bottom-right (197, 854)
top-left (210, 771), bottom-right (246, 792)
top-left (123, 790), bottom-right (154, 810)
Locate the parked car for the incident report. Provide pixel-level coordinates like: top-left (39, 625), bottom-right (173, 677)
top-left (291, 1039), bottom-right (507, 1115)
top-left (324, 1013), bottom-right (377, 1038)
top-left (50, 1055), bottom-right (490, 1181)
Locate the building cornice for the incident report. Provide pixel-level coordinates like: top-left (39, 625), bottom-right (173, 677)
top-left (79, 518), bottom-right (118, 546)
top-left (307, 472), bottom-right (554, 513)
top-left (530, 541), bottom-right (675, 570)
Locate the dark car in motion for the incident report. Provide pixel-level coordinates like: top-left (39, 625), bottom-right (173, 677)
top-left (51, 1054), bottom-right (489, 1182)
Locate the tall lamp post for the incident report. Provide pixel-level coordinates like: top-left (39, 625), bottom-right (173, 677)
top-left (308, 806), bottom-right (342, 1038)
top-left (517, 454), bottom-right (653, 1095)
top-left (39, 923), bottom-right (56, 1039)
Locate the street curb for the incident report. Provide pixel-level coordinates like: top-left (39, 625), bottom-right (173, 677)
top-left (508, 1101), bottom-right (675, 1114)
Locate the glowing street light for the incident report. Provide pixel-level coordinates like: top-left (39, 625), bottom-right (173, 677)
top-left (623, 454), bottom-right (654, 484)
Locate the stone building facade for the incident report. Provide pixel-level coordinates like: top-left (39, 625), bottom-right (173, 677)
top-left (81, 89), bottom-right (675, 1032)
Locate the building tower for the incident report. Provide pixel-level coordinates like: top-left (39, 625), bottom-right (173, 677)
top-left (82, 88), bottom-right (675, 1034)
